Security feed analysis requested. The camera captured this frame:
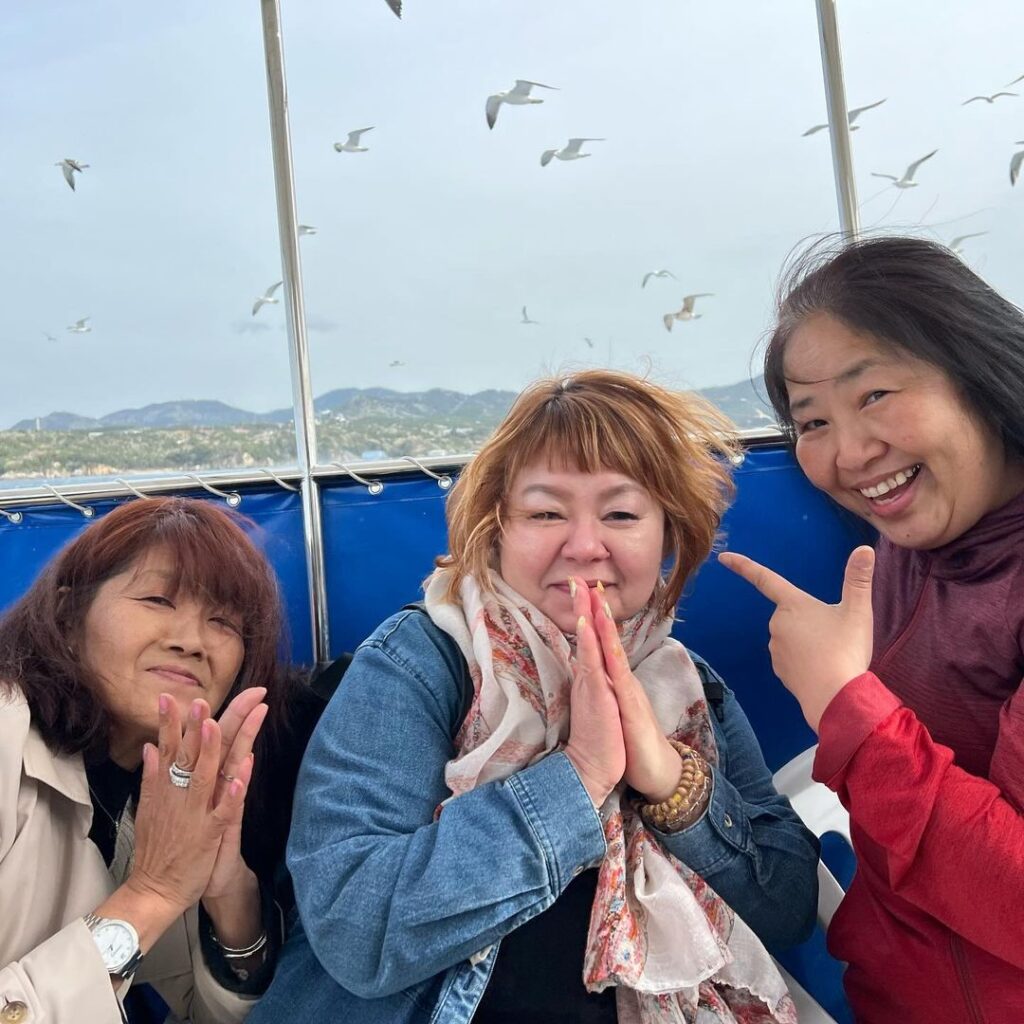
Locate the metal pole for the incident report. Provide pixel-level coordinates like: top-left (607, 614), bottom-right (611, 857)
top-left (260, 0), bottom-right (331, 665)
top-left (815, 0), bottom-right (859, 238)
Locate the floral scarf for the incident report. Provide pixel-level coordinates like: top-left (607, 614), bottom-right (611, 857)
top-left (423, 569), bottom-right (797, 1024)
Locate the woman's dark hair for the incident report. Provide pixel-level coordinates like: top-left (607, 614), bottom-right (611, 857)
top-left (763, 235), bottom-right (1024, 461)
top-left (0, 496), bottom-right (287, 757)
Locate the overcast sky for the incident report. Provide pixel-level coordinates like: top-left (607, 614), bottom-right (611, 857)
top-left (3, 0), bottom-right (1023, 430)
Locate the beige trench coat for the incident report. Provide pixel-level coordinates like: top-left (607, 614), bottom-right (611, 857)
top-left (0, 689), bottom-right (261, 1023)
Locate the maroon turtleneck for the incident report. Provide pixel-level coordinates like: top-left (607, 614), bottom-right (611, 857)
top-left (812, 488), bottom-right (1024, 1024)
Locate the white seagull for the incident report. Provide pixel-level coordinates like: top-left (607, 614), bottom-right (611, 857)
top-left (485, 80), bottom-right (558, 130)
top-left (55, 158), bottom-right (89, 191)
top-left (43, 332), bottom-right (58, 343)
top-left (521, 306), bottom-right (540, 325)
top-left (870, 150), bottom-right (938, 189)
top-left (949, 232), bottom-right (988, 254)
top-left (583, 337), bottom-right (594, 349)
top-left (802, 98), bottom-right (887, 137)
top-left (1005, 73), bottom-right (1024, 87)
top-left (641, 269), bottom-right (678, 288)
top-left (298, 224), bottom-right (317, 236)
top-left (252, 281), bottom-right (283, 316)
top-left (334, 128), bottom-right (374, 153)
top-left (540, 137), bottom-right (604, 167)
top-left (1010, 142), bottom-right (1024, 186)
top-left (388, 359), bottom-right (405, 367)
top-left (67, 317), bottom-right (92, 334)
top-left (962, 92), bottom-right (1017, 105)
top-left (663, 294), bottom-right (713, 331)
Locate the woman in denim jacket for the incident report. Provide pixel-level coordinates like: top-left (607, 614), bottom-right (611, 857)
top-left (251, 370), bottom-right (819, 1024)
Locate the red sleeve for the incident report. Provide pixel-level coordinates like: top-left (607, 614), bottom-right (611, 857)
top-left (813, 672), bottom-right (1024, 970)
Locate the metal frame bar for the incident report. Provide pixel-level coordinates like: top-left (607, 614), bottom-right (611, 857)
top-left (260, 0), bottom-right (331, 665)
top-left (815, 0), bottom-right (859, 239)
top-left (0, 429), bottom-right (786, 510)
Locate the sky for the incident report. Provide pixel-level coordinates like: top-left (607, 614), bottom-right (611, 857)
top-left (2, 0), bottom-right (1023, 431)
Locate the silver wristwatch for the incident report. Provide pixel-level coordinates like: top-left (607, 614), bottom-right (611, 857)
top-left (84, 913), bottom-right (145, 977)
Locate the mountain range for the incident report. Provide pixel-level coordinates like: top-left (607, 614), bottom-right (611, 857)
top-left (9, 378), bottom-right (775, 432)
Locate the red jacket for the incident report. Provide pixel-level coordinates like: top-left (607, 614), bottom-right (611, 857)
top-left (814, 497), bottom-right (1024, 1024)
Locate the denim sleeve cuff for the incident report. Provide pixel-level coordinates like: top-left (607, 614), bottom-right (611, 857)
top-left (813, 671), bottom-right (903, 787)
top-left (506, 751), bottom-right (607, 892)
top-left (653, 766), bottom-right (752, 875)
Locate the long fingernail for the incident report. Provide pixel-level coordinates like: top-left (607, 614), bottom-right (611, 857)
top-left (202, 719), bottom-right (215, 741)
top-left (577, 615), bottom-right (586, 633)
top-left (603, 600), bottom-right (613, 620)
top-left (596, 581), bottom-right (605, 594)
top-left (158, 694), bottom-right (169, 715)
top-left (568, 577), bottom-right (577, 598)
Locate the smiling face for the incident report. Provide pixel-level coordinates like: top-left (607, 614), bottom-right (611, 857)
top-left (785, 313), bottom-right (1024, 549)
top-left (497, 462), bottom-right (667, 633)
top-left (80, 546), bottom-right (245, 761)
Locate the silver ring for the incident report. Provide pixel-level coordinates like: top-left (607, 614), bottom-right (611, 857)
top-left (168, 762), bottom-right (193, 789)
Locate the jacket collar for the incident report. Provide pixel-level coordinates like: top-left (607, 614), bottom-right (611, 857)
top-left (12, 695), bottom-right (92, 809)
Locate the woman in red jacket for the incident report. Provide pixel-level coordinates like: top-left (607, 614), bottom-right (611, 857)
top-left (721, 236), bottom-right (1024, 1023)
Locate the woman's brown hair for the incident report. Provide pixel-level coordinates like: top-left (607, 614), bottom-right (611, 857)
top-left (0, 496), bottom-right (286, 757)
top-left (436, 369), bottom-right (740, 619)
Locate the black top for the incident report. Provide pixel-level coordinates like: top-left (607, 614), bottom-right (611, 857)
top-left (473, 868), bottom-right (618, 1024)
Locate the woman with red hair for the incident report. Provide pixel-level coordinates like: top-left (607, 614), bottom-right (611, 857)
top-left (0, 497), bottom-right (293, 1023)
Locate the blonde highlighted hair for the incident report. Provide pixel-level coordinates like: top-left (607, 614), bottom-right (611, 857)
top-left (436, 369), bottom-right (740, 619)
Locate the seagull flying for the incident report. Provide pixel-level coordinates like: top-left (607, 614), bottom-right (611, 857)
top-left (298, 224), bottom-right (317, 236)
top-left (388, 359), bottom-right (405, 367)
top-left (334, 127), bottom-right (374, 153)
top-left (43, 332), bottom-right (58, 343)
top-left (962, 92), bottom-right (1017, 105)
top-left (252, 281), bottom-right (283, 316)
top-left (870, 150), bottom-right (938, 189)
top-left (1005, 73), bottom-right (1024, 87)
top-left (540, 137), bottom-right (604, 167)
top-left (485, 80), bottom-right (558, 130)
top-left (521, 306), bottom-right (540, 325)
top-left (66, 317), bottom-right (92, 334)
top-left (663, 294), bottom-right (713, 331)
top-left (1011, 142), bottom-right (1024, 186)
top-left (55, 158), bottom-right (89, 191)
top-left (384, 0), bottom-right (401, 16)
top-left (802, 98), bottom-right (887, 137)
top-left (949, 231), bottom-right (988, 254)
top-left (583, 337), bottom-right (594, 349)
top-left (641, 269), bottom-right (678, 288)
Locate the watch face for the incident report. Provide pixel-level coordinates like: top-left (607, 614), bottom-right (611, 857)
top-left (93, 921), bottom-right (137, 971)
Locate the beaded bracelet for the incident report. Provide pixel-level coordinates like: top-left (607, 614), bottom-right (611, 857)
top-left (638, 740), bottom-right (712, 833)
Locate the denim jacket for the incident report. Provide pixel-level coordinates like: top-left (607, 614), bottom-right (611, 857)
top-left (249, 609), bottom-right (819, 1024)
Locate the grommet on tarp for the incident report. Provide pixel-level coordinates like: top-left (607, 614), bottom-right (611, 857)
top-left (258, 468), bottom-right (300, 492)
top-left (729, 452), bottom-right (746, 467)
top-left (0, 507), bottom-right (24, 524)
top-left (401, 456), bottom-right (453, 491)
top-left (44, 485), bottom-right (95, 518)
top-left (115, 478), bottom-right (153, 500)
top-left (186, 475), bottom-right (242, 507)
top-left (332, 463), bottom-right (384, 496)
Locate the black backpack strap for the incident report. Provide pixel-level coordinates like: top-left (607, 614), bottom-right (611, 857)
top-left (687, 649), bottom-right (727, 724)
top-left (400, 602), bottom-right (475, 731)
top-left (308, 604), bottom-right (474, 735)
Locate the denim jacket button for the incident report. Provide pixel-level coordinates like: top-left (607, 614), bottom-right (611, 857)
top-left (723, 813), bottom-right (733, 828)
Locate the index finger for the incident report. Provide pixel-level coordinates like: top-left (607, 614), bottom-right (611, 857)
top-left (717, 551), bottom-right (806, 607)
top-left (216, 685), bottom-right (267, 749)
